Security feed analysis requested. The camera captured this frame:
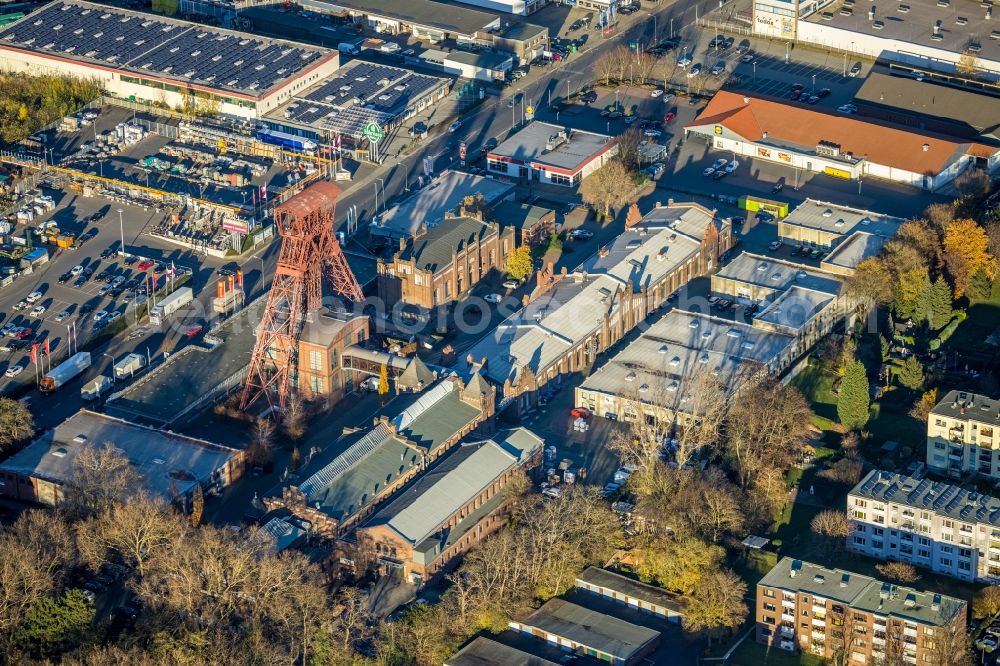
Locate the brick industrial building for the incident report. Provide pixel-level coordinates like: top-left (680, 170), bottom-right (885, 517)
top-left (354, 428), bottom-right (542, 584)
top-left (376, 211), bottom-right (516, 310)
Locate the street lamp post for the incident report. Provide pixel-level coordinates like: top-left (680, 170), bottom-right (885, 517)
top-left (117, 209), bottom-right (125, 258)
top-left (812, 73), bottom-right (817, 93)
top-left (670, 17), bottom-right (674, 38)
top-left (376, 178), bottom-right (386, 214)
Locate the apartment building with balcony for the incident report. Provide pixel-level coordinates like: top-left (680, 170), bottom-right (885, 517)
top-left (848, 469), bottom-right (1000, 583)
top-left (756, 557), bottom-right (966, 663)
top-left (926, 390), bottom-right (1000, 480)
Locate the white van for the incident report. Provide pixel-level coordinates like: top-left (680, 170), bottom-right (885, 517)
top-left (338, 42), bottom-right (359, 55)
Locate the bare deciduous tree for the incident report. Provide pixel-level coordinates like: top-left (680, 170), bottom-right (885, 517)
top-left (0, 396), bottom-right (33, 456)
top-left (76, 495), bottom-right (186, 577)
top-left (283, 392), bottom-right (307, 443)
top-left (925, 617), bottom-right (974, 666)
top-left (0, 510), bottom-right (76, 651)
top-left (63, 442), bottom-right (142, 518)
top-left (811, 509), bottom-right (851, 539)
top-left (875, 561), bottom-right (920, 584)
top-left (247, 417), bottom-right (275, 469)
top-left (724, 380), bottom-right (813, 489)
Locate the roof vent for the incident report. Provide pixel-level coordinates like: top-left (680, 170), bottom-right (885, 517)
top-left (931, 594), bottom-right (941, 610)
top-left (922, 143), bottom-right (929, 151)
top-left (790, 560), bottom-right (802, 577)
top-left (822, 209), bottom-right (833, 217)
top-left (813, 574), bottom-right (825, 584)
top-left (51, 448), bottom-right (68, 458)
top-left (72, 435), bottom-right (88, 444)
top-left (840, 574), bottom-right (850, 587)
top-left (625, 371), bottom-right (637, 382)
top-left (743, 96), bottom-right (750, 104)
top-left (904, 593), bottom-right (916, 608)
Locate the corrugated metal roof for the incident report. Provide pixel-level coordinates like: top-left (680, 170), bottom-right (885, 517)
top-left (368, 430), bottom-right (542, 545)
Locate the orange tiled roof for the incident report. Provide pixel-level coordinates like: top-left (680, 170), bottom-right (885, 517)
top-left (688, 91), bottom-right (995, 176)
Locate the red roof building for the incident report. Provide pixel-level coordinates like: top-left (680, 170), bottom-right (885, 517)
top-left (684, 91), bottom-right (998, 190)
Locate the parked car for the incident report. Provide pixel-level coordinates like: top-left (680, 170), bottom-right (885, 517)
top-left (663, 111), bottom-right (676, 122)
top-left (5, 364), bottom-right (24, 378)
top-left (185, 325), bottom-right (204, 337)
top-left (837, 103), bottom-right (858, 114)
top-left (136, 260), bottom-right (154, 271)
top-left (29, 305), bottom-right (45, 317)
top-left (25, 291), bottom-right (42, 304)
top-left (483, 293), bottom-right (502, 304)
top-left (849, 62), bottom-right (862, 77)
top-left (724, 159), bottom-right (739, 173)
top-left (448, 120), bottom-right (461, 133)
top-left (740, 52), bottom-right (755, 63)
top-left (650, 88), bottom-right (664, 98)
top-left (644, 163), bottom-right (665, 178)
top-left (686, 63), bottom-right (702, 78)
top-left (570, 229), bottom-right (594, 240)
top-left (54, 310), bottom-right (70, 323)
top-left (768, 241), bottom-right (783, 251)
top-left (502, 279), bottom-right (521, 289)
top-left (710, 62), bottom-right (726, 76)
top-left (711, 158), bottom-right (728, 170)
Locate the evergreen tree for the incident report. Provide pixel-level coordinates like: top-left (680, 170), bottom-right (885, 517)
top-left (838, 360), bottom-right (870, 432)
top-left (896, 355), bottom-right (925, 391)
top-left (968, 267), bottom-right (993, 305)
top-left (879, 335), bottom-right (891, 362)
top-left (930, 277), bottom-right (953, 330)
top-left (912, 275), bottom-right (933, 325)
top-left (15, 589), bottom-right (94, 659)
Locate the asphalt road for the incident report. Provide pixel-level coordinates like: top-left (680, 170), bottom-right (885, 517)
top-left (327, 0), bottom-right (720, 237)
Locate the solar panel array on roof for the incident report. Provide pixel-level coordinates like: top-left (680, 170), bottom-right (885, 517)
top-left (282, 100), bottom-right (338, 125)
top-left (0, 0), bottom-right (326, 95)
top-left (298, 61), bottom-right (444, 116)
top-left (853, 469), bottom-right (1000, 528)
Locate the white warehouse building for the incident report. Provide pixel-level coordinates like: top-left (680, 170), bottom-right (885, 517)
top-left (0, 0), bottom-right (341, 120)
top-left (685, 91), bottom-right (999, 191)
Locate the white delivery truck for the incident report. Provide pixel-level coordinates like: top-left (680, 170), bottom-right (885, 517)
top-left (149, 286), bottom-right (193, 325)
top-left (113, 352), bottom-right (146, 380)
top-left (41, 352), bottom-right (91, 394)
top-left (81, 375), bottom-right (113, 401)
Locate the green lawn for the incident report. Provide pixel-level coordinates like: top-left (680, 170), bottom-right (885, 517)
top-left (947, 300), bottom-right (1000, 351)
top-left (790, 362), bottom-right (839, 430)
top-left (728, 639), bottom-right (826, 666)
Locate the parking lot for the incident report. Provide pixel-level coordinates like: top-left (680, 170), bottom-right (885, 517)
top-left (0, 185), bottom-right (261, 405)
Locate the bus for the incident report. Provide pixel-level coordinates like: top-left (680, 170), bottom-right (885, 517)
top-left (738, 195), bottom-right (789, 218)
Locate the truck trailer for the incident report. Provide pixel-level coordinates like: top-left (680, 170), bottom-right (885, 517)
top-left (149, 286), bottom-right (193, 325)
top-left (113, 353), bottom-right (146, 379)
top-left (81, 375), bottom-right (113, 401)
top-left (40, 352), bottom-right (91, 394)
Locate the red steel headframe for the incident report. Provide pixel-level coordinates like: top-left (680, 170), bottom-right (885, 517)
top-left (240, 190), bottom-right (363, 414)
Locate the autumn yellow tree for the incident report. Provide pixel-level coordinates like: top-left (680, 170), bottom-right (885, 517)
top-left (504, 245), bottom-right (533, 281)
top-left (377, 363), bottom-right (389, 403)
top-left (943, 218), bottom-right (998, 297)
